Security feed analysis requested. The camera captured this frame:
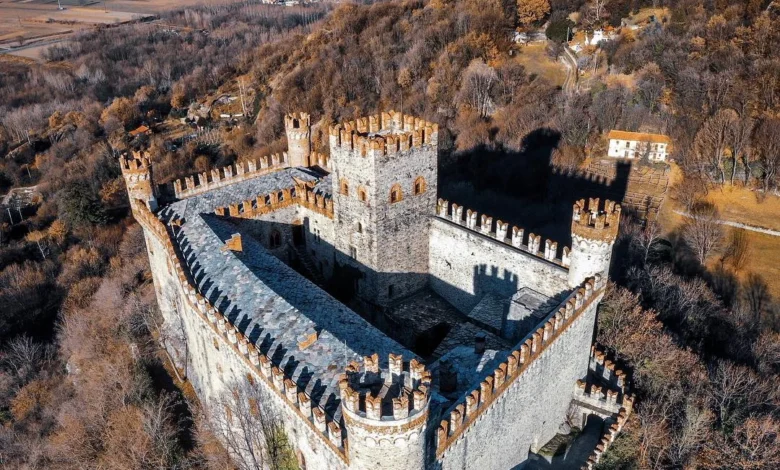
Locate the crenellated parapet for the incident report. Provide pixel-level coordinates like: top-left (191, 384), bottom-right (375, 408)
top-left (571, 198), bottom-right (621, 244)
top-left (310, 151), bottom-right (330, 171)
top-left (120, 150), bottom-right (158, 211)
top-left (436, 275), bottom-right (606, 458)
top-left (129, 201), bottom-right (349, 462)
top-left (172, 154), bottom-right (289, 200)
top-left (581, 405), bottom-right (633, 470)
top-left (285, 112), bottom-right (311, 167)
top-left (120, 149), bottom-right (152, 177)
top-left (211, 183), bottom-right (334, 220)
top-left (340, 354), bottom-right (432, 468)
top-left (589, 345), bottom-right (629, 394)
top-left (339, 353), bottom-right (431, 422)
top-left (284, 112), bottom-right (311, 140)
top-left (436, 198), bottom-right (571, 268)
top-left (328, 111), bottom-right (438, 156)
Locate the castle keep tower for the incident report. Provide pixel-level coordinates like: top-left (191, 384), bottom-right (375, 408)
top-left (120, 150), bottom-right (157, 211)
top-left (568, 198), bottom-right (621, 287)
top-left (340, 354), bottom-right (431, 470)
top-left (329, 111), bottom-right (438, 306)
top-left (285, 112), bottom-right (311, 167)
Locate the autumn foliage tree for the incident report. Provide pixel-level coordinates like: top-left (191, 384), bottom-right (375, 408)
top-left (516, 0), bottom-right (550, 27)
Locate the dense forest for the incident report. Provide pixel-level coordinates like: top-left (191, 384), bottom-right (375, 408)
top-left (1, 0), bottom-right (779, 468)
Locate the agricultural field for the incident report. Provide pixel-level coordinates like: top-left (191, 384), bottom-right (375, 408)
top-left (658, 165), bottom-right (780, 297)
top-left (514, 42), bottom-right (567, 87)
top-left (0, 0), bottom-right (232, 59)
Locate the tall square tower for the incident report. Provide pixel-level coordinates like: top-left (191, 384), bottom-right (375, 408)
top-left (328, 111), bottom-right (438, 307)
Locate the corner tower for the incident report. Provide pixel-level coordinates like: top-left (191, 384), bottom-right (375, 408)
top-left (339, 353), bottom-right (431, 469)
top-left (329, 111), bottom-right (438, 306)
top-left (568, 198), bottom-right (621, 287)
top-left (285, 112), bottom-right (311, 167)
top-left (120, 150), bottom-right (157, 211)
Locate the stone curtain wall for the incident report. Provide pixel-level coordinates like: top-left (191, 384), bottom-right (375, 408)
top-left (134, 206), bottom-right (348, 470)
top-left (172, 153), bottom-right (290, 199)
top-left (429, 217), bottom-right (570, 314)
top-left (437, 286), bottom-right (602, 470)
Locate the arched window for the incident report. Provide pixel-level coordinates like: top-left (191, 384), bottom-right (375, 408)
top-left (414, 176), bottom-right (426, 195)
top-left (358, 186), bottom-right (367, 203)
top-left (340, 178), bottom-right (349, 196)
top-left (269, 230), bottom-right (282, 249)
top-left (356, 222), bottom-right (363, 234)
top-left (389, 184), bottom-right (403, 203)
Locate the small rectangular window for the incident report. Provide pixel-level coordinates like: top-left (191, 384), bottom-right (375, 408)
top-left (350, 246), bottom-right (357, 259)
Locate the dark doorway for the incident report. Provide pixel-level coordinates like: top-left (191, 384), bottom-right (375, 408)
top-left (292, 224), bottom-right (305, 246)
top-left (414, 322), bottom-right (451, 358)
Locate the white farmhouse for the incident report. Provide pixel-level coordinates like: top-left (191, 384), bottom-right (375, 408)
top-left (607, 130), bottom-right (671, 161)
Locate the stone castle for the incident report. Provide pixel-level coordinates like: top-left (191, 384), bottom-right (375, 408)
top-left (121, 111), bottom-right (633, 469)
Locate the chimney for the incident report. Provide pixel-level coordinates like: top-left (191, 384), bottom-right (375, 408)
top-left (221, 233), bottom-right (242, 252)
top-left (475, 333), bottom-right (486, 354)
top-left (439, 359), bottom-right (458, 393)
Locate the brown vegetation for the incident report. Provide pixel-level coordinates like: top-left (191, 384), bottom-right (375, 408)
top-left (0, 0), bottom-right (779, 468)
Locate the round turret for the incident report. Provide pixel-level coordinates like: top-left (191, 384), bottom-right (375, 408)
top-left (284, 112), bottom-right (311, 168)
top-left (568, 198), bottom-right (620, 287)
top-left (120, 150), bottom-right (157, 211)
top-left (339, 353), bottom-right (431, 470)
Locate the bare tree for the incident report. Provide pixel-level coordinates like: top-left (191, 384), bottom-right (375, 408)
top-left (459, 60), bottom-right (498, 119)
top-left (728, 116), bottom-right (753, 186)
top-left (2, 336), bottom-right (45, 383)
top-left (743, 273), bottom-right (769, 321)
top-left (668, 400), bottom-right (713, 468)
top-left (753, 118), bottom-right (780, 193)
top-left (626, 219), bottom-right (664, 267)
top-left (202, 382), bottom-right (295, 470)
top-left (682, 202), bottom-right (723, 265)
top-left (693, 109), bottom-right (738, 184)
top-left (720, 228), bottom-right (749, 271)
top-left (709, 361), bottom-right (757, 427)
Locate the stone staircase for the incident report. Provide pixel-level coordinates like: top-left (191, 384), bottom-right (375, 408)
top-left (291, 243), bottom-right (325, 286)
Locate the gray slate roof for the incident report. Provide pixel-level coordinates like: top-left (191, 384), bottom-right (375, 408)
top-left (160, 167), bottom-right (411, 416)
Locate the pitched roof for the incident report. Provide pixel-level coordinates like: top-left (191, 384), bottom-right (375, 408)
top-left (129, 125), bottom-right (151, 137)
top-left (607, 130), bottom-right (671, 144)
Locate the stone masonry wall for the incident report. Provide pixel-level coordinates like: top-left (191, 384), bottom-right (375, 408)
top-left (372, 145), bottom-right (437, 303)
top-left (429, 218), bottom-right (570, 314)
top-left (329, 113), bottom-right (437, 306)
top-left (139, 218), bottom-right (347, 470)
top-left (330, 143), bottom-right (383, 302)
top-left (300, 206), bottom-right (338, 280)
top-left (437, 292), bottom-right (600, 469)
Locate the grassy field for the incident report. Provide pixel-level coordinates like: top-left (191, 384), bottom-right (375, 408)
top-left (0, 0), bottom-right (233, 60)
top-left (658, 164), bottom-right (780, 297)
top-left (514, 43), bottom-right (567, 87)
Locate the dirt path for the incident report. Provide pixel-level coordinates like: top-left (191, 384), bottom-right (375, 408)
top-left (560, 45), bottom-right (578, 94)
top-left (673, 210), bottom-right (780, 237)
